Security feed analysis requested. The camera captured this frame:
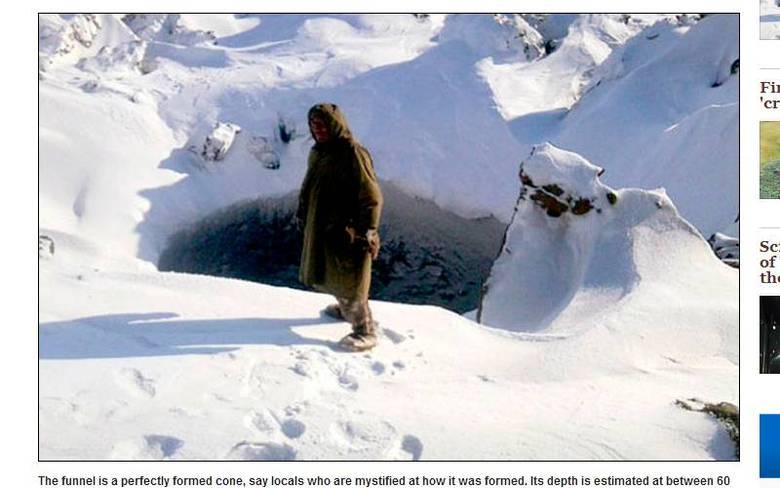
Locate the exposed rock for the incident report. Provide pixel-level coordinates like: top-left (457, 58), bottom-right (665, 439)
top-left (708, 232), bottom-right (739, 268)
top-left (675, 398), bottom-right (739, 458)
top-left (519, 168), bottom-right (603, 218)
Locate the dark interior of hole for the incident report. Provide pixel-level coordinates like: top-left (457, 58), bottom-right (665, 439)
top-left (158, 184), bottom-right (506, 314)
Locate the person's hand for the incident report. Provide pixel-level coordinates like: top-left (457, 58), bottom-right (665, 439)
top-left (345, 227), bottom-right (380, 259)
top-left (365, 229), bottom-right (380, 260)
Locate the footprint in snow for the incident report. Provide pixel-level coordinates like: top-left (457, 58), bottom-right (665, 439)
top-left (291, 361), bottom-right (313, 378)
top-left (386, 434), bottom-right (424, 461)
top-left (284, 402), bottom-right (308, 416)
top-left (280, 418), bottom-right (306, 439)
top-left (336, 367), bottom-right (359, 391)
top-left (226, 441), bottom-right (297, 460)
top-left (339, 374), bottom-right (359, 391)
top-left (328, 418), bottom-right (421, 460)
top-left (245, 408), bottom-right (307, 440)
top-left (382, 328), bottom-right (407, 344)
top-left (371, 361), bottom-right (386, 375)
top-left (144, 435), bottom-right (184, 458)
top-left (245, 410), bottom-right (279, 435)
top-left (290, 349), bottom-right (332, 379)
top-left (110, 435), bottom-right (183, 460)
top-left (328, 419), bottom-right (397, 457)
top-left (115, 368), bottom-right (156, 398)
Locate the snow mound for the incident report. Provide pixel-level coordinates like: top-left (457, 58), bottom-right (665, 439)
top-left (479, 144), bottom-right (737, 368)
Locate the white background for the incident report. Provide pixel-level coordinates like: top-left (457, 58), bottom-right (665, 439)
top-left (14, 0), bottom-right (768, 485)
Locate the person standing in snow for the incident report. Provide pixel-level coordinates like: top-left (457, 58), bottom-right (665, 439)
top-left (297, 103), bottom-right (383, 351)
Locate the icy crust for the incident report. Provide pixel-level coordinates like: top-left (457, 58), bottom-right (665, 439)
top-left (478, 144), bottom-right (737, 367)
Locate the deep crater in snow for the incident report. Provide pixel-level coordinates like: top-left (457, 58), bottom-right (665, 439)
top-left (158, 183), bottom-right (505, 313)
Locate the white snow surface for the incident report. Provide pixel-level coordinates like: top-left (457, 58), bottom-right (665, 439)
top-left (480, 144), bottom-right (736, 350)
top-left (39, 14), bottom-right (737, 460)
top-left (762, 0), bottom-right (780, 39)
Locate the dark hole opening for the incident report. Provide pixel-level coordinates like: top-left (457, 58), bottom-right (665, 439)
top-left (158, 184), bottom-right (506, 314)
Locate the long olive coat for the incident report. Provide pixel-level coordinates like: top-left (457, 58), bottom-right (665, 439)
top-left (297, 104), bottom-right (383, 300)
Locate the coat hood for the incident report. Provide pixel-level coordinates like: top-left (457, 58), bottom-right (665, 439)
top-left (308, 103), bottom-right (354, 142)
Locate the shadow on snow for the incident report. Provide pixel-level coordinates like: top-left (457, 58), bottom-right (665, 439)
top-left (39, 312), bottom-right (337, 360)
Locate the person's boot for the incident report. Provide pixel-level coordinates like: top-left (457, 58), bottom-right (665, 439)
top-left (339, 321), bottom-right (379, 352)
top-left (322, 303), bottom-right (344, 320)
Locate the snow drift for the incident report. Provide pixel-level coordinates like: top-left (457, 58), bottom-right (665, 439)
top-left (479, 144), bottom-right (737, 368)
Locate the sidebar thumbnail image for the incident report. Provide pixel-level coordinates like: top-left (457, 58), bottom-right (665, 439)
top-left (761, 121), bottom-right (780, 198)
top-left (761, 296), bottom-right (780, 373)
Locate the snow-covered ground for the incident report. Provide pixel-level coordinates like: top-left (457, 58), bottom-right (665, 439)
top-left (762, 0), bottom-right (780, 39)
top-left (39, 14), bottom-right (738, 460)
